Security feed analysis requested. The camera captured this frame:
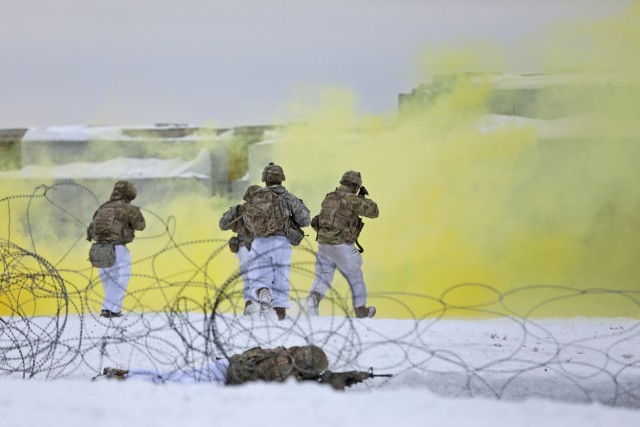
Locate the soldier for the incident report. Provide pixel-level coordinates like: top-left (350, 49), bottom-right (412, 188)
top-left (101, 346), bottom-right (325, 385)
top-left (306, 171), bottom-right (379, 318)
top-left (87, 181), bottom-right (146, 318)
top-left (225, 345), bottom-right (328, 385)
top-left (101, 345), bottom-right (389, 389)
top-left (243, 163), bottom-right (311, 320)
top-left (219, 185), bottom-right (261, 315)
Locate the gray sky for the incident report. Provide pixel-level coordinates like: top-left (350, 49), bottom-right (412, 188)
top-left (0, 0), bottom-right (629, 129)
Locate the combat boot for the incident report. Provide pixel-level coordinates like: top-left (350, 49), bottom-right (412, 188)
top-left (274, 307), bottom-right (286, 321)
top-left (306, 291), bottom-right (322, 316)
top-left (103, 367), bottom-right (129, 379)
top-left (258, 287), bottom-right (273, 318)
top-left (100, 309), bottom-right (123, 318)
top-left (244, 300), bottom-right (259, 316)
top-left (354, 305), bottom-right (376, 319)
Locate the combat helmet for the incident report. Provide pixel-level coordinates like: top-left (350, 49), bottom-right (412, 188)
top-left (262, 162), bottom-right (286, 184)
top-left (340, 170), bottom-right (362, 188)
top-left (243, 184), bottom-right (261, 202)
top-left (288, 345), bottom-right (329, 379)
top-left (110, 181), bottom-right (137, 202)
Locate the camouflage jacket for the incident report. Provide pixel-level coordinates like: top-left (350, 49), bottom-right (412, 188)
top-left (316, 185), bottom-right (379, 245)
top-left (86, 199), bottom-right (146, 245)
top-left (219, 203), bottom-right (253, 249)
top-left (266, 185), bottom-right (311, 237)
top-left (226, 347), bottom-right (296, 385)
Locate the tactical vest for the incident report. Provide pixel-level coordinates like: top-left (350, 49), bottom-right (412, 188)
top-left (226, 347), bottom-right (294, 385)
top-left (318, 191), bottom-right (359, 242)
top-left (90, 201), bottom-right (129, 244)
top-left (243, 188), bottom-right (287, 237)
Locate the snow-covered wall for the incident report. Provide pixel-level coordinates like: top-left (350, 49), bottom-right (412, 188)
top-left (7, 124), bottom-right (230, 197)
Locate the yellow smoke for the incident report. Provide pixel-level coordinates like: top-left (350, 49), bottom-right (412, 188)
top-left (275, 4), bottom-right (640, 318)
top-left (537, 2), bottom-right (640, 72)
top-left (3, 4), bottom-right (640, 319)
top-left (0, 181), bottom-right (242, 316)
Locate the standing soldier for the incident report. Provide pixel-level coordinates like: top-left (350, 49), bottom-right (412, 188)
top-left (243, 163), bottom-right (311, 320)
top-left (87, 181), bottom-right (146, 318)
top-left (219, 185), bottom-right (260, 315)
top-left (306, 171), bottom-right (379, 318)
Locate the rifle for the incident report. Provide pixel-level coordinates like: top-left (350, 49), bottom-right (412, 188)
top-left (354, 218), bottom-right (365, 253)
top-left (354, 186), bottom-right (368, 253)
top-left (317, 368), bottom-right (392, 390)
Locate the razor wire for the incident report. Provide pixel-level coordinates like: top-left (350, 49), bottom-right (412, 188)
top-left (0, 182), bottom-right (639, 408)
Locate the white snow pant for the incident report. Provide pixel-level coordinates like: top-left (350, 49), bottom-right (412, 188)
top-left (127, 359), bottom-right (229, 385)
top-left (98, 244), bottom-right (131, 313)
top-left (310, 243), bottom-right (368, 308)
top-left (237, 246), bottom-right (254, 302)
top-left (248, 236), bottom-right (292, 309)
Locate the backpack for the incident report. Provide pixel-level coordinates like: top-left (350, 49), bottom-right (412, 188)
top-left (243, 188), bottom-right (286, 237)
top-left (318, 191), bottom-right (358, 241)
top-left (91, 203), bottom-right (128, 243)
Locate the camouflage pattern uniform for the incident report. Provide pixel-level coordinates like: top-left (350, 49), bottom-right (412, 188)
top-left (109, 345), bottom-right (329, 387)
top-left (315, 185), bottom-right (379, 245)
top-left (226, 345), bottom-right (328, 385)
top-left (219, 203), bottom-right (254, 250)
top-left (307, 171), bottom-right (379, 318)
top-left (219, 185), bottom-right (260, 310)
top-left (87, 181), bottom-right (146, 317)
top-left (248, 164), bottom-right (311, 319)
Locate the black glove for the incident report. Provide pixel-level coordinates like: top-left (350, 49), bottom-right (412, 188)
top-left (357, 186), bottom-right (369, 198)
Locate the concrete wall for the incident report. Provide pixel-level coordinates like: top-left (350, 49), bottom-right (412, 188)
top-left (0, 128), bottom-right (27, 170)
top-left (14, 126), bottom-right (230, 197)
top-left (398, 72), bottom-right (639, 120)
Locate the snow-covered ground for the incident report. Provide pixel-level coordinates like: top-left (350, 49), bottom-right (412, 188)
top-left (3, 376), bottom-right (639, 427)
top-left (1, 312), bottom-right (639, 426)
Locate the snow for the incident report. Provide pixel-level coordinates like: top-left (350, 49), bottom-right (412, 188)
top-left (1, 314), bottom-right (638, 426)
top-left (469, 72), bottom-right (637, 90)
top-left (3, 378), bottom-right (638, 427)
top-left (23, 125), bottom-right (126, 142)
top-left (22, 124), bottom-right (200, 142)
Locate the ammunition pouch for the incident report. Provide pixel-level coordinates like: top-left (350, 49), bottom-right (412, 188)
top-left (286, 220), bottom-right (304, 246)
top-left (228, 236), bottom-right (240, 253)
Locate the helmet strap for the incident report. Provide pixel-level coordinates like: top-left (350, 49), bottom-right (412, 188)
top-left (341, 182), bottom-right (359, 193)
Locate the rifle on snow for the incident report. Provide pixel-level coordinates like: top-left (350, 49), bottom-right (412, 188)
top-left (313, 368), bottom-right (392, 390)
